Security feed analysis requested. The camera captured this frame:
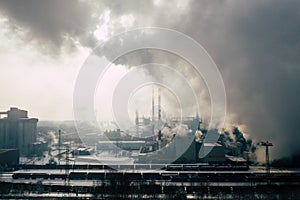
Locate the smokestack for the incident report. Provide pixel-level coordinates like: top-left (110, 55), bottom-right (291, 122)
top-left (58, 129), bottom-right (61, 163)
top-left (135, 110), bottom-right (139, 126)
top-left (152, 86), bottom-right (155, 122)
top-left (152, 86), bottom-right (155, 136)
top-left (158, 87), bottom-right (161, 121)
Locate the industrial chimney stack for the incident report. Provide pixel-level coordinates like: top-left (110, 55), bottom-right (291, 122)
top-left (158, 87), bottom-right (161, 121)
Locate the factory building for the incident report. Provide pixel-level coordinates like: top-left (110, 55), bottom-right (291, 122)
top-left (199, 143), bottom-right (226, 163)
top-left (0, 149), bottom-right (19, 167)
top-left (98, 140), bottom-right (146, 151)
top-left (0, 107), bottom-right (38, 155)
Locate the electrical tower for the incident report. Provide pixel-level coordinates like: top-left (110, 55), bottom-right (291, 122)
top-left (261, 141), bottom-right (273, 174)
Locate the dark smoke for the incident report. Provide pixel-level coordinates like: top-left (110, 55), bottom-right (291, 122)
top-left (99, 0), bottom-right (300, 159)
top-left (105, 0), bottom-right (300, 159)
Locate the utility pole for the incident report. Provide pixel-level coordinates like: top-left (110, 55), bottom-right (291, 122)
top-left (261, 141), bottom-right (273, 174)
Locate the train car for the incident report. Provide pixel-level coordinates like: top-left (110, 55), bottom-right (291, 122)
top-left (142, 172), bottom-right (162, 180)
top-left (69, 172), bottom-right (88, 180)
top-left (49, 173), bottom-right (67, 180)
top-left (12, 173), bottom-right (50, 179)
top-left (87, 172), bottom-right (105, 180)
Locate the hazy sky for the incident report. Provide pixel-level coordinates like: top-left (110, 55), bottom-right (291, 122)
top-left (0, 0), bottom-right (300, 158)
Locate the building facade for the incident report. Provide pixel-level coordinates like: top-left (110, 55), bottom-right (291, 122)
top-left (0, 107), bottom-right (38, 155)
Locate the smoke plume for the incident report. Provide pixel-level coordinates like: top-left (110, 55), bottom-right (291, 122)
top-left (0, 0), bottom-right (299, 159)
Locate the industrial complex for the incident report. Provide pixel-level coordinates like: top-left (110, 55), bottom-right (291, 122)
top-left (0, 105), bottom-right (299, 199)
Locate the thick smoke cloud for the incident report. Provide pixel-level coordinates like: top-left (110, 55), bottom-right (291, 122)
top-left (0, 0), bottom-right (299, 158)
top-left (219, 1), bottom-right (300, 158)
top-left (0, 0), bottom-right (96, 54)
top-left (99, 0), bottom-right (300, 158)
top-left (107, 0), bottom-right (300, 158)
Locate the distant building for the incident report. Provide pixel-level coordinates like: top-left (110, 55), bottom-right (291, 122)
top-left (0, 107), bottom-right (38, 155)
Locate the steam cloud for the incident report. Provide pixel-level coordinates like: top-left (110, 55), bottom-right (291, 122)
top-left (0, 0), bottom-right (299, 159)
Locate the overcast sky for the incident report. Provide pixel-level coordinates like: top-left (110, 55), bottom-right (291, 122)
top-left (0, 0), bottom-right (299, 158)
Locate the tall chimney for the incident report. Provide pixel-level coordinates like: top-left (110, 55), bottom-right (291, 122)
top-left (135, 110), bottom-right (139, 126)
top-left (152, 86), bottom-right (155, 122)
top-left (152, 86), bottom-right (155, 135)
top-left (58, 129), bottom-right (61, 163)
top-left (158, 87), bottom-right (161, 121)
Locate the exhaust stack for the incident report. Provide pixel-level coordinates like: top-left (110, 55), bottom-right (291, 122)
top-left (158, 87), bottom-right (161, 121)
